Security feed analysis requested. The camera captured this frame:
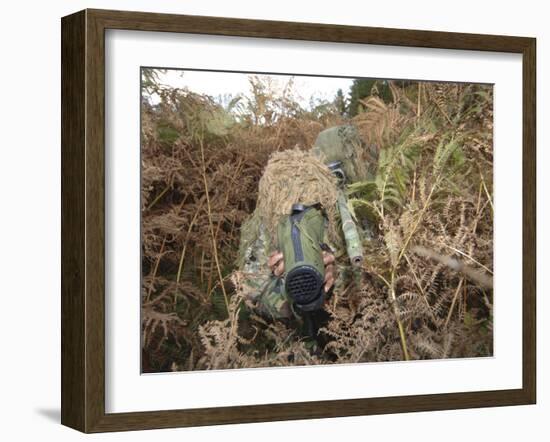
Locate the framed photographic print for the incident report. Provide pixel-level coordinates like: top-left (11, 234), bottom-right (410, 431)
top-left (61, 8), bottom-right (536, 433)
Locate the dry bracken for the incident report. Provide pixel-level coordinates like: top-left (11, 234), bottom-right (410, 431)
top-left (141, 73), bottom-right (493, 372)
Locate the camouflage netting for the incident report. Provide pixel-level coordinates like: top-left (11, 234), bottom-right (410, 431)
top-left (253, 148), bottom-right (342, 249)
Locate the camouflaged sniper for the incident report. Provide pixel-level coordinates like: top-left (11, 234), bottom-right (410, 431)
top-left (312, 125), bottom-right (378, 182)
top-left (311, 125), bottom-right (377, 269)
top-left (238, 125), bottom-right (378, 320)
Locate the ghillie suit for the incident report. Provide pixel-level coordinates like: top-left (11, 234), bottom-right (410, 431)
top-left (236, 125), bottom-right (378, 324)
top-left (312, 124), bottom-right (378, 183)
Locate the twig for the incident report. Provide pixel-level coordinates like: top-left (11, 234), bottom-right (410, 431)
top-left (410, 167), bottom-right (417, 204)
top-left (412, 245), bottom-right (493, 289)
top-left (176, 205), bottom-right (203, 285)
top-left (444, 278), bottom-right (464, 328)
top-left (390, 277), bottom-right (410, 361)
top-left (145, 236), bottom-right (167, 303)
top-left (198, 134), bottom-right (230, 317)
top-left (478, 170), bottom-right (494, 215)
top-left (442, 244), bottom-right (493, 275)
top-left (404, 254), bottom-right (438, 324)
top-left (146, 184), bottom-right (171, 211)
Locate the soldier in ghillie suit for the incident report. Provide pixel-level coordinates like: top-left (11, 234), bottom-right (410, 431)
top-left (236, 125), bottom-right (378, 341)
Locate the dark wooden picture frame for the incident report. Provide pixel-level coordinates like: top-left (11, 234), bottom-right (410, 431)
top-left (61, 8), bottom-right (536, 433)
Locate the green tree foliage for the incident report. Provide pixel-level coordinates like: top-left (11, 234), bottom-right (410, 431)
top-left (347, 79), bottom-right (393, 117)
top-left (348, 79), bottom-right (374, 117)
top-left (334, 88), bottom-right (347, 116)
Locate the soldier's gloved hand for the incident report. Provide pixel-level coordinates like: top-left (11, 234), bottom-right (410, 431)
top-left (268, 251), bottom-right (285, 277)
top-left (268, 250), bottom-right (336, 293)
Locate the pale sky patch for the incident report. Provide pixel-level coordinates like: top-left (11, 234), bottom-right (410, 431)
top-left (147, 68), bottom-right (353, 109)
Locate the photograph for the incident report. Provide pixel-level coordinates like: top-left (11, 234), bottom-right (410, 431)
top-left (140, 68), bottom-right (494, 373)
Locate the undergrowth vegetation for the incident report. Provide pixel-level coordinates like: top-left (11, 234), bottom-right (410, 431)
top-left (141, 71), bottom-right (493, 372)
